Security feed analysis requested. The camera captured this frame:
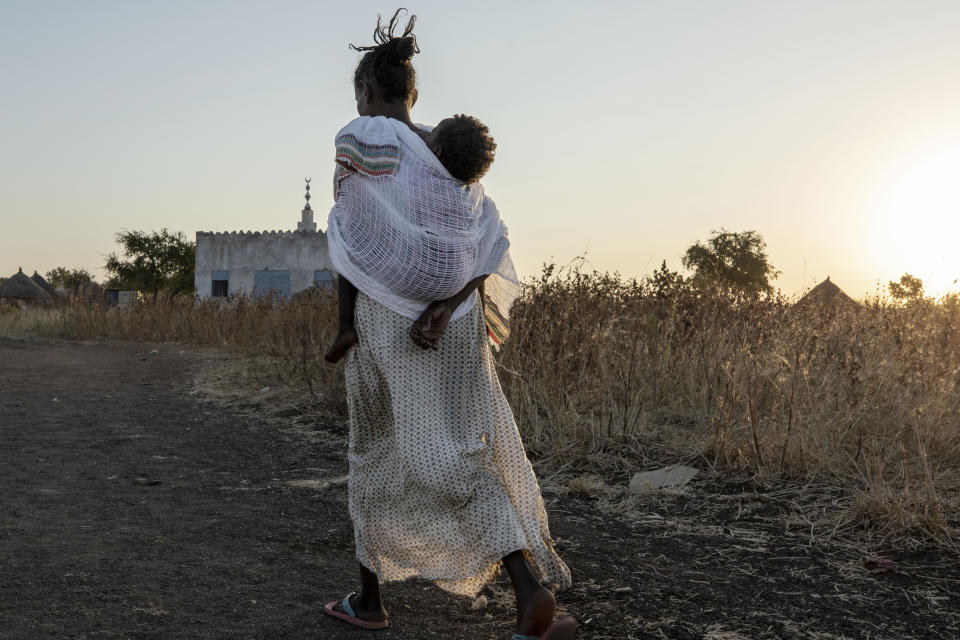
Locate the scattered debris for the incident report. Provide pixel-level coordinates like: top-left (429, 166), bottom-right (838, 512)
top-left (567, 473), bottom-right (605, 496)
top-left (704, 630), bottom-right (752, 640)
top-left (629, 465), bottom-right (699, 492)
top-left (284, 476), bottom-right (348, 490)
top-left (595, 601), bottom-right (618, 614)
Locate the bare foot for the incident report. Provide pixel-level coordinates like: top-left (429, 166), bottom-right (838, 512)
top-left (325, 328), bottom-right (358, 363)
top-left (517, 586), bottom-right (556, 636)
top-left (541, 616), bottom-right (578, 639)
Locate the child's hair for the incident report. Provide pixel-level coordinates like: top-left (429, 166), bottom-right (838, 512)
top-left (349, 9), bottom-right (419, 103)
top-left (436, 115), bottom-right (497, 184)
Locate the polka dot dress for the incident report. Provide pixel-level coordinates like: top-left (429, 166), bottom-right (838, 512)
top-left (344, 292), bottom-right (572, 598)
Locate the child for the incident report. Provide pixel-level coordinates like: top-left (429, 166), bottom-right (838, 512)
top-left (324, 114), bottom-right (497, 363)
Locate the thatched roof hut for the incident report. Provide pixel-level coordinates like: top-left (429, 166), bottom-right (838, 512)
top-left (0, 268), bottom-right (53, 304)
top-left (797, 277), bottom-right (857, 309)
top-left (31, 271), bottom-right (58, 298)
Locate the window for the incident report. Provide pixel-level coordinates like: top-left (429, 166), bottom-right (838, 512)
top-left (212, 270), bottom-right (229, 297)
top-left (253, 269), bottom-right (291, 300)
top-left (314, 270), bottom-right (335, 292)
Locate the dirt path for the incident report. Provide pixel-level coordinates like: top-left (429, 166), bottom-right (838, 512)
top-left (1, 338), bottom-right (957, 640)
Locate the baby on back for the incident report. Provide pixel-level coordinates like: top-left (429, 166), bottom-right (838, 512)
top-left (419, 114), bottom-right (497, 185)
top-left (324, 114), bottom-right (497, 363)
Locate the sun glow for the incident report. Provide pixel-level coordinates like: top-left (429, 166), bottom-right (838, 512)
top-left (864, 132), bottom-right (960, 296)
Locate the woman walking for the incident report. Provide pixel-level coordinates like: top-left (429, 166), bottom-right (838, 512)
top-left (323, 11), bottom-right (574, 639)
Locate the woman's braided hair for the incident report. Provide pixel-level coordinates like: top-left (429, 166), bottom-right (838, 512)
top-left (435, 115), bottom-right (497, 184)
top-left (350, 9), bottom-right (419, 102)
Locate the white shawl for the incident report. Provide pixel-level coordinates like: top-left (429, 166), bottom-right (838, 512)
top-left (326, 116), bottom-right (519, 344)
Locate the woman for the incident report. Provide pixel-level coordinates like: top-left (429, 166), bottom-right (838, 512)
top-left (323, 11), bottom-right (575, 639)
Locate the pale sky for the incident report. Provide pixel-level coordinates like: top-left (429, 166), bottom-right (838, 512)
top-left (3, 1), bottom-right (960, 297)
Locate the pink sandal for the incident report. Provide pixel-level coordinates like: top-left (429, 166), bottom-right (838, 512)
top-left (323, 593), bottom-right (389, 630)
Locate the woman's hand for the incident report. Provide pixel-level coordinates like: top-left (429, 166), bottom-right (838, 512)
top-left (409, 300), bottom-right (455, 350)
top-left (409, 275), bottom-right (489, 350)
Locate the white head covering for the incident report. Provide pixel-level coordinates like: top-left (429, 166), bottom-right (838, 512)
top-left (327, 116), bottom-right (519, 342)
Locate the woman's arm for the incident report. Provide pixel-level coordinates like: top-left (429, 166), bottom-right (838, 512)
top-left (409, 275), bottom-right (488, 349)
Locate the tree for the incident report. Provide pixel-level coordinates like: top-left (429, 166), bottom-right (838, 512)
top-left (682, 229), bottom-right (780, 296)
top-left (104, 229), bottom-right (195, 299)
top-left (888, 273), bottom-right (924, 302)
top-left (45, 267), bottom-right (94, 290)
top-left (647, 260), bottom-right (687, 299)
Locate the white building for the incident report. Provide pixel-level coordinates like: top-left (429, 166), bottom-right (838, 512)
top-left (195, 179), bottom-right (335, 300)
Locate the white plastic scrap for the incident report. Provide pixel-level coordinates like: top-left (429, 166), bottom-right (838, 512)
top-left (629, 465), bottom-right (699, 492)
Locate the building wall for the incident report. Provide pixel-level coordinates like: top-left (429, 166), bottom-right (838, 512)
top-left (195, 230), bottom-right (334, 299)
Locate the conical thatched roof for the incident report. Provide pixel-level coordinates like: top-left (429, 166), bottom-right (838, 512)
top-left (0, 268), bottom-right (53, 301)
top-left (797, 276), bottom-right (857, 308)
top-left (31, 271), bottom-right (58, 298)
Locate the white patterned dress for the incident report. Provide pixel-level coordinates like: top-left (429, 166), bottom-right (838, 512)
top-left (344, 291), bottom-right (571, 597)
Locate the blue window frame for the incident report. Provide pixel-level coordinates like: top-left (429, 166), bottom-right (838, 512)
top-left (314, 270), bottom-right (335, 292)
top-left (253, 269), bottom-right (291, 300)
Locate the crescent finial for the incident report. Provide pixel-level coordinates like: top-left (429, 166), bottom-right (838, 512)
top-left (305, 176), bottom-right (312, 184)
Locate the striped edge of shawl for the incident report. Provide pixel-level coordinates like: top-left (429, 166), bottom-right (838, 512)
top-left (333, 164), bottom-right (352, 193)
top-left (335, 134), bottom-right (400, 177)
top-left (484, 296), bottom-right (510, 349)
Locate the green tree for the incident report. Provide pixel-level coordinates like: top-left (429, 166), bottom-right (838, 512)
top-left (647, 260), bottom-right (687, 299)
top-left (104, 229), bottom-right (195, 299)
top-left (682, 229), bottom-right (780, 296)
top-left (45, 267), bottom-right (94, 290)
top-left (888, 273), bottom-right (924, 301)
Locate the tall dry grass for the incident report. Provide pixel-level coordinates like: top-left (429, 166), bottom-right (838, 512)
top-left (2, 267), bottom-right (957, 545)
top-left (0, 290), bottom-right (343, 405)
top-left (498, 264), bottom-right (960, 547)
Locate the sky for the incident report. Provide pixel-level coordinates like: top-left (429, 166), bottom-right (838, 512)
top-left (2, 0), bottom-right (960, 298)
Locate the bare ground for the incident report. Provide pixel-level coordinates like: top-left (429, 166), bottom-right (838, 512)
top-left (1, 338), bottom-right (958, 640)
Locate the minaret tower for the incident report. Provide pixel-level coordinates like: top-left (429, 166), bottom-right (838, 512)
top-left (297, 177), bottom-right (316, 232)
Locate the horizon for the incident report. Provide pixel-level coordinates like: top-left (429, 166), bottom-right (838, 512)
top-left (3, 1), bottom-right (959, 298)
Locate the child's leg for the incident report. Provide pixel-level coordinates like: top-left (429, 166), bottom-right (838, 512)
top-left (337, 275), bottom-right (358, 333)
top-left (324, 276), bottom-right (359, 363)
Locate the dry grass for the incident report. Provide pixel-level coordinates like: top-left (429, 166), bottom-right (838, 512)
top-left (566, 473), bottom-right (607, 496)
top-left (497, 264), bottom-right (960, 548)
top-left (2, 266), bottom-right (958, 548)
top-left (0, 290), bottom-right (343, 408)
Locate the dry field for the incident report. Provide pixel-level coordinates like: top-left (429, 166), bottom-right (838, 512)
top-left (3, 267), bottom-right (960, 638)
top-left (2, 266), bottom-right (957, 550)
top-left (2, 337), bottom-right (958, 639)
